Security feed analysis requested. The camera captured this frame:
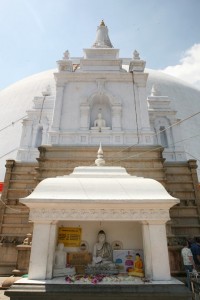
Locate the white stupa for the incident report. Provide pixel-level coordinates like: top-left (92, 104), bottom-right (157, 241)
top-left (0, 21), bottom-right (199, 181)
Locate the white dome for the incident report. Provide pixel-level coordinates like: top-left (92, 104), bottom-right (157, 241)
top-left (0, 70), bottom-right (55, 181)
top-left (0, 68), bottom-right (200, 181)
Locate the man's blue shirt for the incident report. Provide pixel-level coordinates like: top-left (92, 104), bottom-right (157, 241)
top-left (191, 243), bottom-right (200, 265)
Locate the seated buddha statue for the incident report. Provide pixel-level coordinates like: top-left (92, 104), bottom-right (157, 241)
top-left (128, 253), bottom-right (144, 278)
top-left (91, 111), bottom-right (110, 132)
top-left (93, 230), bottom-right (113, 265)
top-left (85, 230), bottom-right (118, 275)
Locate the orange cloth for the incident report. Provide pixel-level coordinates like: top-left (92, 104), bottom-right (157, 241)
top-left (134, 259), bottom-right (143, 272)
top-left (128, 256), bottom-right (144, 277)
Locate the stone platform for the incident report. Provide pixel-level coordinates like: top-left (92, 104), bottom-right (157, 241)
top-left (5, 277), bottom-right (192, 300)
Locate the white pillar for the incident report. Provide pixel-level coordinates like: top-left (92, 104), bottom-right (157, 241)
top-left (142, 221), bottom-right (171, 281)
top-left (41, 124), bottom-right (49, 145)
top-left (46, 223), bottom-right (58, 279)
top-left (142, 223), bottom-right (153, 279)
top-left (28, 221), bottom-right (57, 280)
top-left (20, 119), bottom-right (33, 148)
top-left (80, 104), bottom-right (90, 130)
top-left (51, 85), bottom-right (65, 131)
top-left (112, 105), bottom-right (122, 131)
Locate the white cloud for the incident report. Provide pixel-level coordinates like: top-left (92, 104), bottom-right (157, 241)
top-left (162, 44), bottom-right (200, 90)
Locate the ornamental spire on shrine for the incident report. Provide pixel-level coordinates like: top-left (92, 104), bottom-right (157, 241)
top-left (92, 20), bottom-right (113, 48)
top-left (95, 143), bottom-right (105, 166)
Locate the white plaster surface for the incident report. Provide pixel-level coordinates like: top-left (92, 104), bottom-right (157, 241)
top-left (0, 67), bottom-right (200, 181)
top-left (28, 223), bottom-right (57, 280)
top-left (22, 166), bottom-right (178, 203)
top-left (146, 223), bottom-right (171, 280)
top-left (58, 221), bottom-right (143, 252)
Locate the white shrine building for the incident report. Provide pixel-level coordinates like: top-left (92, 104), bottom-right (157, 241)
top-left (20, 145), bottom-right (179, 281)
top-left (0, 21), bottom-right (200, 283)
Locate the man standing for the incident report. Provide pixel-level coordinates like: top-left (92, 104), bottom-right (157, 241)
top-left (181, 240), bottom-right (195, 289)
top-left (190, 237), bottom-right (200, 270)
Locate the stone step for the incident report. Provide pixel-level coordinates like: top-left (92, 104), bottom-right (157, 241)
top-left (2, 204), bottom-right (28, 210)
top-left (7, 189), bottom-right (32, 199)
top-left (169, 190), bottom-right (196, 196)
top-left (3, 279), bottom-right (192, 300)
top-left (3, 214), bottom-right (29, 224)
top-left (171, 217), bottom-right (200, 225)
top-left (170, 206), bottom-right (198, 217)
top-left (1, 223), bottom-right (32, 228)
top-left (0, 200), bottom-right (29, 212)
top-left (1, 223), bottom-right (32, 235)
top-left (9, 180), bottom-right (36, 189)
top-left (171, 224), bottom-right (200, 228)
top-left (172, 226), bottom-right (200, 236)
top-left (166, 185), bottom-right (195, 191)
top-left (1, 204), bottom-right (27, 211)
top-left (11, 165), bottom-right (37, 172)
top-left (171, 194), bottom-right (196, 200)
top-left (167, 234), bottom-right (200, 238)
top-left (11, 173), bottom-right (37, 180)
top-left (166, 174), bottom-right (193, 180)
top-left (179, 201), bottom-right (196, 206)
top-left (5, 199), bottom-right (22, 205)
top-left (3, 207), bottom-right (29, 214)
top-left (167, 180), bottom-right (193, 189)
top-left (0, 262), bottom-right (16, 275)
top-left (0, 233), bottom-right (30, 237)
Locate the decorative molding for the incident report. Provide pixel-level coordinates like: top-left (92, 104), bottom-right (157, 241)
top-left (30, 208), bottom-right (170, 222)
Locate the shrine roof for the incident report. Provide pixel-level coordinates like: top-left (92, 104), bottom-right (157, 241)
top-left (20, 165), bottom-right (179, 205)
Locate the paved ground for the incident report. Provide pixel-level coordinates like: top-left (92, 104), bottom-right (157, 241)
top-left (0, 277), bottom-right (9, 300)
top-left (0, 290), bottom-right (8, 300)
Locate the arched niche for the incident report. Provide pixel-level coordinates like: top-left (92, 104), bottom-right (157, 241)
top-left (80, 88), bottom-right (122, 131)
top-left (90, 94), bottom-right (111, 128)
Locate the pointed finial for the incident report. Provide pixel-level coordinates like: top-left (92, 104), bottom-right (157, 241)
top-left (95, 143), bottom-right (105, 166)
top-left (100, 20), bottom-right (105, 26)
top-left (151, 84), bottom-right (161, 96)
top-left (92, 21), bottom-right (113, 48)
top-left (133, 50), bottom-right (140, 60)
top-left (63, 50), bottom-right (70, 60)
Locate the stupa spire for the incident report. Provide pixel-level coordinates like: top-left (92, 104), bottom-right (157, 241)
top-left (92, 20), bottom-right (113, 48)
top-left (95, 143), bottom-right (105, 166)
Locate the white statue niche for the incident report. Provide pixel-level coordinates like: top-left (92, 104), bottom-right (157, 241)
top-left (53, 243), bottom-right (75, 277)
top-left (91, 109), bottom-right (111, 132)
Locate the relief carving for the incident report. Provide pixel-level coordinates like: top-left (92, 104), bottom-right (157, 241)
top-left (30, 208), bottom-right (170, 222)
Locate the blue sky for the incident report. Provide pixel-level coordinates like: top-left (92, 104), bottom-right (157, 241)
top-left (0, 0), bottom-right (200, 90)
